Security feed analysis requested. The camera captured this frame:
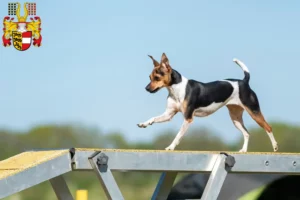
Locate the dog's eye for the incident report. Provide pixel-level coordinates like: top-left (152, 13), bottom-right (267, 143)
top-left (154, 76), bottom-right (160, 81)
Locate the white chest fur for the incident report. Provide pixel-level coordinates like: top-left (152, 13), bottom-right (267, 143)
top-left (167, 77), bottom-right (188, 108)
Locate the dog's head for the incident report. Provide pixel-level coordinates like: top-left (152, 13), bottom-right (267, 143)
top-left (145, 53), bottom-right (172, 93)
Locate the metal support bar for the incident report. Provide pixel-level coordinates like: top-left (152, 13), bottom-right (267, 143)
top-left (89, 152), bottom-right (124, 200)
top-left (50, 175), bottom-right (74, 200)
top-left (151, 172), bottom-right (178, 200)
top-left (75, 150), bottom-right (300, 174)
top-left (201, 153), bottom-right (235, 200)
top-left (4, 149), bottom-right (300, 199)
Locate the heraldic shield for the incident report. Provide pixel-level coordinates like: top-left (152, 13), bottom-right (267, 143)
top-left (12, 31), bottom-right (32, 51)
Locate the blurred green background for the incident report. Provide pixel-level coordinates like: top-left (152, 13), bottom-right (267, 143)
top-left (1, 121), bottom-right (299, 200)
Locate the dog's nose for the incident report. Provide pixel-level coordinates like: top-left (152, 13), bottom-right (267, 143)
top-left (145, 84), bottom-right (151, 92)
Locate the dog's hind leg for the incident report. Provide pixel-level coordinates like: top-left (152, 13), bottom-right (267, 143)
top-left (227, 105), bottom-right (250, 152)
top-left (245, 107), bottom-right (278, 152)
top-left (241, 90), bottom-right (278, 151)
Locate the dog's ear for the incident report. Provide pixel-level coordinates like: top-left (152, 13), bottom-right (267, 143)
top-left (148, 55), bottom-right (160, 67)
top-left (160, 53), bottom-right (171, 72)
top-left (161, 53), bottom-right (169, 65)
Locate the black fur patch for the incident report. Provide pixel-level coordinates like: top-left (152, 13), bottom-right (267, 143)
top-left (184, 80), bottom-right (234, 119)
top-left (169, 69), bottom-right (182, 85)
top-left (226, 78), bottom-right (261, 114)
top-left (238, 81), bottom-right (261, 114)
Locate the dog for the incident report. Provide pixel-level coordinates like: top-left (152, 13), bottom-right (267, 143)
top-left (137, 53), bottom-right (278, 152)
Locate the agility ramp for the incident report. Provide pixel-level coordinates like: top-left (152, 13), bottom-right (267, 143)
top-left (1, 149), bottom-right (300, 200)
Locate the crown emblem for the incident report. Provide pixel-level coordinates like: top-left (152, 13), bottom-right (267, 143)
top-left (2, 2), bottom-right (42, 51)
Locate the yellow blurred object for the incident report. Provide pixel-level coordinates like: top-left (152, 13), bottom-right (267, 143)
top-left (76, 190), bottom-right (88, 200)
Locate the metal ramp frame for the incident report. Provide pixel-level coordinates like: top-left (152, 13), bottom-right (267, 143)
top-left (1, 148), bottom-right (300, 200)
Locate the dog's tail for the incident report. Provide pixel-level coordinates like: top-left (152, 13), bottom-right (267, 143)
top-left (233, 58), bottom-right (250, 83)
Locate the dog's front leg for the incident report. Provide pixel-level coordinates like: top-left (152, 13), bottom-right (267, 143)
top-left (137, 108), bottom-right (177, 128)
top-left (137, 97), bottom-right (178, 128)
top-left (165, 119), bottom-right (192, 150)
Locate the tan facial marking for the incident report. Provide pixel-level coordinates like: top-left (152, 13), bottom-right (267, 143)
top-left (148, 66), bottom-right (172, 90)
top-left (147, 53), bottom-right (173, 91)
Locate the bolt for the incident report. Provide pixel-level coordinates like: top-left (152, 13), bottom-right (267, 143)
top-left (96, 153), bottom-right (109, 165)
top-left (265, 161), bottom-right (269, 166)
top-left (293, 161), bottom-right (297, 166)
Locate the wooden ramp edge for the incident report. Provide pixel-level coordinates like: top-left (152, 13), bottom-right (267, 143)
top-left (0, 150), bottom-right (72, 199)
top-left (0, 150), bottom-right (70, 180)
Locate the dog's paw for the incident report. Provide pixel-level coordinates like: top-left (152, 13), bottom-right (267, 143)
top-left (273, 143), bottom-right (278, 152)
top-left (165, 145), bottom-right (175, 151)
top-left (137, 123), bottom-right (147, 128)
top-left (239, 149), bottom-right (247, 153)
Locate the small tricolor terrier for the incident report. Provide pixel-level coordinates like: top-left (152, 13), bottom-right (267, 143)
top-left (137, 53), bottom-right (278, 152)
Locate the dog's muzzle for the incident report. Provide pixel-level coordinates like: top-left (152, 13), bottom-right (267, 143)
top-left (145, 84), bottom-right (159, 93)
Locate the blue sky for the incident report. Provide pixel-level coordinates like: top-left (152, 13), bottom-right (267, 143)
top-left (0, 0), bottom-right (299, 144)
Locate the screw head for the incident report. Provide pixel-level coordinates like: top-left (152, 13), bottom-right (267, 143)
top-left (293, 161), bottom-right (297, 166)
top-left (265, 161), bottom-right (269, 166)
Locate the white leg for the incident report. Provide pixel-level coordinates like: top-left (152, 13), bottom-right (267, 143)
top-left (137, 109), bottom-right (177, 128)
top-left (227, 105), bottom-right (249, 152)
top-left (267, 131), bottom-right (278, 151)
top-left (165, 119), bottom-right (192, 151)
top-left (233, 120), bottom-right (249, 152)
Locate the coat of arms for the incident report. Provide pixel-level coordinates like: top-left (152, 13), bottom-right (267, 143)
top-left (2, 2), bottom-right (42, 51)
